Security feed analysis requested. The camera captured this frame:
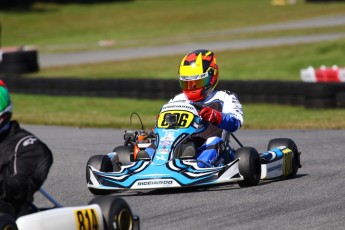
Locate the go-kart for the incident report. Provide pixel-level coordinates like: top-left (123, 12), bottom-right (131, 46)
top-left (0, 188), bottom-right (139, 230)
top-left (86, 101), bottom-right (301, 194)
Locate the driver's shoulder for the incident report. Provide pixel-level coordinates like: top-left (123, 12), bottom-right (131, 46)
top-left (208, 90), bottom-right (235, 100)
top-left (217, 90), bottom-right (235, 96)
top-left (216, 90), bottom-right (241, 101)
top-left (170, 93), bottom-right (187, 102)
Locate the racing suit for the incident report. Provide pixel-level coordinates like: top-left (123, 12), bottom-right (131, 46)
top-left (169, 90), bottom-right (243, 167)
top-left (0, 121), bottom-right (53, 218)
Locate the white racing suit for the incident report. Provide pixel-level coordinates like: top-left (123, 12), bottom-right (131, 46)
top-left (147, 90), bottom-right (243, 168)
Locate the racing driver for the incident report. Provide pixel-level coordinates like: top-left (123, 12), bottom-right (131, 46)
top-left (145, 49), bottom-right (243, 168)
top-left (0, 80), bottom-right (53, 218)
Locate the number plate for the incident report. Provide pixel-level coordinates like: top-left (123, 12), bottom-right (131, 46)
top-left (74, 208), bottom-right (100, 230)
top-left (157, 110), bottom-right (194, 128)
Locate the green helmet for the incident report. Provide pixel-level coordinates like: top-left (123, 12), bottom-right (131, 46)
top-left (0, 80), bottom-right (12, 131)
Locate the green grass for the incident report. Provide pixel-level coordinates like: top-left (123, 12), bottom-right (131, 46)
top-left (11, 94), bottom-right (163, 129)
top-left (11, 94), bottom-right (345, 129)
top-left (28, 38), bottom-right (345, 81)
top-left (2, 0), bottom-right (345, 50)
top-left (4, 1), bottom-right (345, 129)
top-left (5, 0), bottom-right (345, 81)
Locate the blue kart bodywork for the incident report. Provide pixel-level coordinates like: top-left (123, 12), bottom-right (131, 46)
top-left (87, 101), bottom-right (301, 192)
top-left (88, 158), bottom-right (241, 190)
top-left (88, 102), bottom-right (244, 191)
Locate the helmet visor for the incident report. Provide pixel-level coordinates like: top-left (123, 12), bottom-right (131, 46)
top-left (179, 72), bottom-right (211, 90)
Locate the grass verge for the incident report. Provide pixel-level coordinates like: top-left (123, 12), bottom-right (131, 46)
top-left (11, 93), bottom-right (345, 129)
top-left (2, 0), bottom-right (345, 50)
top-left (28, 38), bottom-right (345, 81)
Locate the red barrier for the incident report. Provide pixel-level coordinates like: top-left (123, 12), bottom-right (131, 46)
top-left (300, 66), bottom-right (345, 83)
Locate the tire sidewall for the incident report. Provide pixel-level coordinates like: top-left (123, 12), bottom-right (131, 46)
top-left (235, 147), bottom-right (261, 187)
top-left (267, 138), bottom-right (299, 178)
top-left (89, 196), bottom-right (133, 230)
top-left (86, 155), bottom-right (113, 195)
top-left (113, 146), bottom-right (132, 164)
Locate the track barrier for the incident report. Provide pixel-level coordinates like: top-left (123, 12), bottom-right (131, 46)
top-left (0, 48), bottom-right (39, 74)
top-left (300, 66), bottom-right (345, 83)
top-left (1, 76), bottom-right (345, 109)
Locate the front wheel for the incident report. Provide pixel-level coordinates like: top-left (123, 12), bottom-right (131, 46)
top-left (235, 147), bottom-right (261, 187)
top-left (113, 146), bottom-right (133, 164)
top-left (86, 155), bottom-right (113, 195)
top-left (268, 138), bottom-right (301, 178)
top-left (89, 196), bottom-right (134, 230)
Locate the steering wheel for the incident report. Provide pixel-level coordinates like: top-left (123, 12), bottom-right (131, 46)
top-left (190, 102), bottom-right (209, 134)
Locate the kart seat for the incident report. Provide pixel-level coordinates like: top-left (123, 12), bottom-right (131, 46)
top-left (177, 143), bottom-right (196, 159)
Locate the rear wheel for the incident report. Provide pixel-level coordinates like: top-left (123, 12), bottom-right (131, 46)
top-left (89, 196), bottom-right (134, 230)
top-left (235, 147), bottom-right (261, 187)
top-left (86, 155), bottom-right (113, 195)
top-left (113, 146), bottom-right (133, 164)
top-left (268, 138), bottom-right (300, 178)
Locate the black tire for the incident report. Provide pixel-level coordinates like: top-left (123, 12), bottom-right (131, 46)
top-left (336, 92), bottom-right (345, 108)
top-left (113, 146), bottom-right (133, 164)
top-left (0, 213), bottom-right (18, 230)
top-left (304, 82), bottom-right (340, 98)
top-left (86, 155), bottom-right (113, 195)
top-left (304, 98), bottom-right (335, 109)
top-left (89, 196), bottom-right (134, 230)
top-left (267, 138), bottom-right (300, 178)
top-left (0, 50), bottom-right (39, 74)
top-left (235, 147), bottom-right (261, 187)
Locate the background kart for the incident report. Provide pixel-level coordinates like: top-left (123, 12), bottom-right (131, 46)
top-left (0, 188), bottom-right (139, 230)
top-left (86, 101), bottom-right (301, 194)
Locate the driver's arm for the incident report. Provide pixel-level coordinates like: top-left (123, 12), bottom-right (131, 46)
top-left (199, 92), bottom-right (243, 133)
top-left (218, 92), bottom-right (243, 132)
top-left (4, 140), bottom-right (53, 204)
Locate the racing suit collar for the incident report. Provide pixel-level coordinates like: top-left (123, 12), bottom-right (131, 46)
top-left (0, 121), bottom-right (20, 142)
top-left (0, 123), bottom-right (10, 134)
top-left (0, 123), bottom-right (10, 142)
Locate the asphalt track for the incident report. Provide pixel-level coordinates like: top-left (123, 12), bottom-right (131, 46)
top-left (27, 13), bottom-right (345, 230)
top-left (27, 124), bottom-right (345, 230)
top-left (39, 14), bottom-right (345, 68)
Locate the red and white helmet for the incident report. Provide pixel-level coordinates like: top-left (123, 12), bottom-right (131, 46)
top-left (178, 49), bottom-right (219, 101)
